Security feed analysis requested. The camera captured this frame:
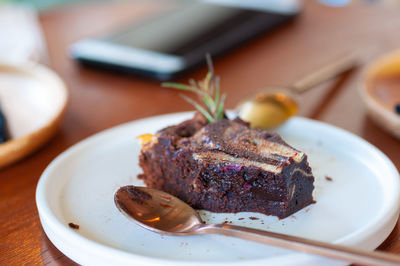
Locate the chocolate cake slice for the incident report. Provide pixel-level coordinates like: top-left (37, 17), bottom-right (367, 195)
top-left (138, 113), bottom-right (314, 219)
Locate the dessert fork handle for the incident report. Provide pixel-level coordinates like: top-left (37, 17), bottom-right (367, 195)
top-left (194, 223), bottom-right (400, 266)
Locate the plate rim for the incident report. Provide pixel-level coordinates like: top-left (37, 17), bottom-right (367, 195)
top-left (36, 113), bottom-right (400, 265)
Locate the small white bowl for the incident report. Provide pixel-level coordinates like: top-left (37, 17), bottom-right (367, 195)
top-left (360, 50), bottom-right (400, 139)
top-left (0, 63), bottom-right (68, 168)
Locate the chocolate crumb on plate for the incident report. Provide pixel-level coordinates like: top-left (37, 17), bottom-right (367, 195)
top-left (68, 222), bottom-right (79, 229)
top-left (325, 175), bottom-right (333, 181)
top-left (249, 216), bottom-right (259, 220)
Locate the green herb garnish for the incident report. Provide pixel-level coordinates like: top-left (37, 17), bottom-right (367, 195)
top-left (162, 55), bottom-right (226, 123)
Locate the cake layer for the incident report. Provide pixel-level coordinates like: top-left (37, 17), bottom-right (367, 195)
top-left (192, 152), bottom-right (282, 173)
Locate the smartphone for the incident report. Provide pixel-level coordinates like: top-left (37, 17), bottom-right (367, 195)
top-left (70, 0), bottom-right (300, 80)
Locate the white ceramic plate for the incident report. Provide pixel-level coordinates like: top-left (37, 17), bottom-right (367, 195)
top-left (36, 113), bottom-right (400, 266)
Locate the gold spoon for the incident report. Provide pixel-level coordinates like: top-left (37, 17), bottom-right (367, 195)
top-left (115, 185), bottom-right (400, 266)
top-left (237, 53), bottom-right (358, 129)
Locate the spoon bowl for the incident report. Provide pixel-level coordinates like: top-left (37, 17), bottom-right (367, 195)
top-left (115, 186), bottom-right (202, 235)
top-left (237, 87), bottom-right (299, 129)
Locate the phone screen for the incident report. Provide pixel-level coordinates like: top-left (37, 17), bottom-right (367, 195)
top-left (107, 2), bottom-right (295, 57)
top-left (71, 0), bottom-right (299, 79)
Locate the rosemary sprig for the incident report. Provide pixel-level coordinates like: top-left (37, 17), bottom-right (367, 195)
top-left (162, 56), bottom-right (226, 123)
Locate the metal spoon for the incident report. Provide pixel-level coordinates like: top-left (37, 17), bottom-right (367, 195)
top-left (237, 53), bottom-right (358, 129)
top-left (115, 185), bottom-right (400, 266)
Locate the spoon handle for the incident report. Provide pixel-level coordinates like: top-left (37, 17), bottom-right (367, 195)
top-left (291, 52), bottom-right (359, 94)
top-left (195, 223), bottom-right (400, 266)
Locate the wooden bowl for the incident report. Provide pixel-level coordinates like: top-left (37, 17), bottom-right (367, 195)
top-left (360, 50), bottom-right (400, 139)
top-left (0, 63), bottom-right (68, 168)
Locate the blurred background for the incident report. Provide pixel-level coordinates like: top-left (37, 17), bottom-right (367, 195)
top-left (1, 1), bottom-right (400, 265)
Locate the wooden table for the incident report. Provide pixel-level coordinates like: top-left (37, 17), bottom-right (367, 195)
top-left (1, 1), bottom-right (400, 264)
